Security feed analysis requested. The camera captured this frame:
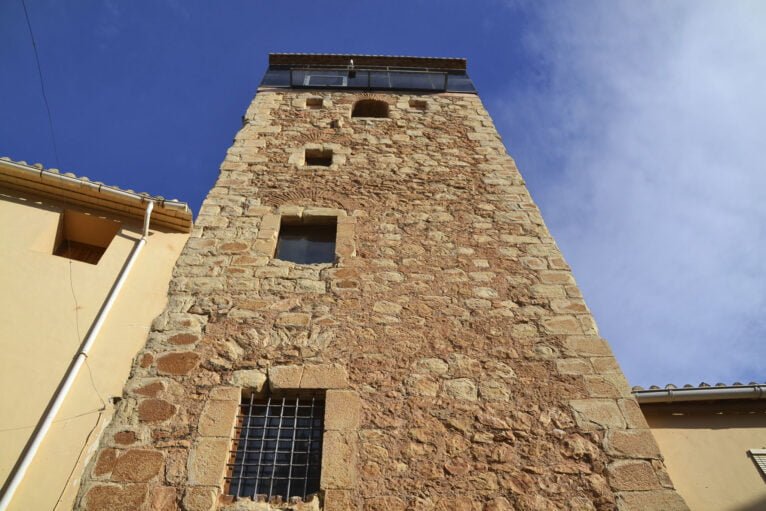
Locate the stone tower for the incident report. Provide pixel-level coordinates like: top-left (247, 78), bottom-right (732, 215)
top-left (75, 54), bottom-right (688, 511)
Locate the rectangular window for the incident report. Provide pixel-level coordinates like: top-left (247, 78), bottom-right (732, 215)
top-left (276, 218), bottom-right (336, 265)
top-left (227, 393), bottom-right (325, 501)
top-left (304, 149), bottom-right (333, 167)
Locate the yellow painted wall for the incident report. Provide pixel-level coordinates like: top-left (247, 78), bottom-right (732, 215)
top-left (646, 410), bottom-right (766, 511)
top-left (0, 188), bottom-right (189, 511)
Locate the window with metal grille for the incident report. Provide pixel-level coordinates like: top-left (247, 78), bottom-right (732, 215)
top-left (749, 449), bottom-right (766, 479)
top-left (226, 392), bottom-right (324, 501)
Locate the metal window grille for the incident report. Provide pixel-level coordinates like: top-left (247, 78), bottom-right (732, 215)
top-left (749, 449), bottom-right (766, 478)
top-left (226, 393), bottom-right (324, 501)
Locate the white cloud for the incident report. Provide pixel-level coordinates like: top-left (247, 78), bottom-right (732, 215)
top-left (495, 1), bottom-right (766, 386)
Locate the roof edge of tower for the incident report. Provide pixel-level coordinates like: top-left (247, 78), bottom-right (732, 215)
top-left (269, 53), bottom-right (467, 71)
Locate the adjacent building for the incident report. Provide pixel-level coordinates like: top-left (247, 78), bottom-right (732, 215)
top-left (0, 157), bottom-right (192, 511)
top-left (634, 382), bottom-right (766, 511)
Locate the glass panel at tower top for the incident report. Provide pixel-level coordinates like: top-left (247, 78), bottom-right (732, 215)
top-left (260, 54), bottom-right (476, 93)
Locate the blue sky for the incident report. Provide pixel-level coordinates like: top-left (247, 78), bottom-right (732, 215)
top-left (2, 1), bottom-right (764, 387)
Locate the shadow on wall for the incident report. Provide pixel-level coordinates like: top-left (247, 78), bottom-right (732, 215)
top-left (643, 411), bottom-right (766, 430)
top-left (734, 495), bottom-right (766, 511)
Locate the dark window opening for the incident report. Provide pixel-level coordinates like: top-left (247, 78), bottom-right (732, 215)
top-left (304, 149), bottom-right (333, 167)
top-left (351, 99), bottom-right (389, 118)
top-left (226, 392), bottom-right (325, 502)
top-left (276, 219), bottom-right (336, 264)
top-left (52, 210), bottom-right (120, 265)
top-left (409, 99), bottom-right (427, 111)
top-left (306, 97), bottom-right (323, 109)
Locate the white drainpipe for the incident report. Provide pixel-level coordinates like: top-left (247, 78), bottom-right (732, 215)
top-left (0, 201), bottom-right (154, 511)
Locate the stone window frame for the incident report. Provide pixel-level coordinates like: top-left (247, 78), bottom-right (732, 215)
top-left (257, 207), bottom-right (355, 266)
top-left (190, 364), bottom-right (359, 511)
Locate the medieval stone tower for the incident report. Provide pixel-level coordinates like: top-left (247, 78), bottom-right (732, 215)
top-left (75, 54), bottom-right (688, 511)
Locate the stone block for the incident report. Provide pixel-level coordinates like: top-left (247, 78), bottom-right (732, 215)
top-left (443, 379), bottom-right (478, 401)
top-left (556, 358), bottom-right (593, 375)
top-left (325, 390), bottom-right (361, 430)
top-left (113, 431), bottom-right (137, 446)
top-left (605, 430), bottom-right (661, 459)
top-left (182, 486), bottom-right (218, 511)
top-left (138, 399), bottom-right (176, 422)
top-left (93, 448), bottom-right (118, 477)
top-left (208, 386), bottom-right (242, 401)
top-left (301, 364), bottom-right (349, 389)
top-left (531, 284), bottom-right (566, 298)
top-left (135, 381), bottom-right (164, 398)
top-left (616, 490), bottom-right (689, 511)
top-left (168, 333), bottom-right (199, 345)
top-left (413, 358), bottom-right (448, 375)
top-left (372, 301), bottom-right (402, 315)
top-left (198, 399), bottom-right (239, 437)
top-left (84, 483), bottom-right (148, 511)
top-left (406, 374), bottom-right (439, 397)
top-left (584, 375), bottom-right (622, 398)
top-left (188, 438), bottom-right (230, 485)
top-left (303, 207), bottom-right (345, 221)
top-left (275, 312), bottom-right (311, 327)
top-left (607, 460), bottom-right (661, 491)
top-left (321, 431), bottom-right (358, 489)
top-left (112, 449), bottom-right (164, 482)
top-left (269, 365), bottom-right (303, 390)
top-left (570, 399), bottom-right (626, 430)
top-left (542, 315), bottom-right (582, 335)
top-left (324, 489), bottom-right (357, 511)
top-left (618, 398), bottom-right (649, 429)
top-left (150, 486), bottom-right (177, 511)
top-left (564, 337), bottom-right (613, 357)
top-left (478, 380), bottom-right (511, 401)
top-left (539, 271), bottom-right (575, 285)
top-left (156, 352), bottom-right (200, 376)
top-left (231, 369), bottom-right (267, 392)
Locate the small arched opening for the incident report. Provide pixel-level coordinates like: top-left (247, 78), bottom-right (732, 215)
top-left (351, 99), bottom-right (389, 118)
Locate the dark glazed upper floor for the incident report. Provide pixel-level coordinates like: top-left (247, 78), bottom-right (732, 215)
top-left (261, 53), bottom-right (476, 93)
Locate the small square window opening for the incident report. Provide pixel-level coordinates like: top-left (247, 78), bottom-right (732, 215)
top-left (226, 392), bottom-right (325, 502)
top-left (304, 149), bottom-right (333, 167)
top-left (409, 99), bottom-right (428, 111)
top-left (53, 210), bottom-right (120, 264)
top-left (276, 217), bottom-right (336, 264)
top-left (306, 97), bottom-right (323, 109)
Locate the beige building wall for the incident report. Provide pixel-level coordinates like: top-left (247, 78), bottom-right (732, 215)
top-left (0, 185), bottom-right (189, 511)
top-left (645, 409), bottom-right (766, 511)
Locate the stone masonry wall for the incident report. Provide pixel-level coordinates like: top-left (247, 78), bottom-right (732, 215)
top-left (74, 88), bottom-right (688, 511)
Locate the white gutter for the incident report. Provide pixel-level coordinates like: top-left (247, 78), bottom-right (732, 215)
top-left (0, 201), bottom-right (155, 511)
top-left (0, 158), bottom-right (188, 213)
top-left (633, 384), bottom-right (766, 404)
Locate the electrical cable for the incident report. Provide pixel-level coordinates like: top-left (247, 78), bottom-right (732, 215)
top-left (20, 0), bottom-right (62, 169)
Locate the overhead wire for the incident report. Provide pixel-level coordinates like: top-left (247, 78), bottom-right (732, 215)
top-left (20, 0), bottom-right (62, 169)
top-left (19, 6), bottom-right (109, 506)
